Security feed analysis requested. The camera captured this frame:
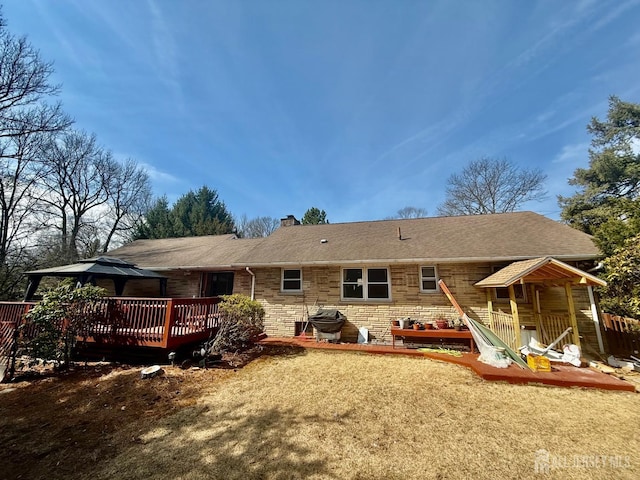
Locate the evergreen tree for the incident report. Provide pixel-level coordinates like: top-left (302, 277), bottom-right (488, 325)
top-left (133, 187), bottom-right (235, 239)
top-left (133, 196), bottom-right (174, 239)
top-left (301, 207), bottom-right (329, 225)
top-left (559, 96), bottom-right (640, 256)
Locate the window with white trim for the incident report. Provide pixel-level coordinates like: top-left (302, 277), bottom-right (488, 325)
top-left (419, 266), bottom-right (439, 293)
top-left (342, 267), bottom-right (390, 300)
top-left (281, 268), bottom-right (302, 292)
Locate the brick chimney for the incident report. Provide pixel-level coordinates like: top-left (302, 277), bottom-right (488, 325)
top-left (280, 215), bottom-right (301, 227)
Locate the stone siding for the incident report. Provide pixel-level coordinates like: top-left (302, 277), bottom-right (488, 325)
top-left (253, 263), bottom-right (600, 354)
top-left (96, 269), bottom-right (253, 298)
top-left (253, 263), bottom-right (495, 343)
top-left (97, 263), bottom-right (602, 354)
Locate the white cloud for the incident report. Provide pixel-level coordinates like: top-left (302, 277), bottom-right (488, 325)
top-left (139, 163), bottom-right (181, 183)
top-left (553, 142), bottom-right (589, 164)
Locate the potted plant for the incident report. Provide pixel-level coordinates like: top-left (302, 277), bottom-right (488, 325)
top-left (423, 321), bottom-right (433, 330)
top-left (413, 321), bottom-right (422, 330)
top-left (452, 317), bottom-right (465, 331)
top-left (435, 317), bottom-right (448, 329)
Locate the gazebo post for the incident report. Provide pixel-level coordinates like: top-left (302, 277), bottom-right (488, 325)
top-left (113, 278), bottom-right (127, 296)
top-left (564, 282), bottom-right (581, 348)
top-left (508, 284), bottom-right (522, 349)
top-left (485, 289), bottom-right (494, 328)
top-left (530, 284), bottom-right (542, 337)
top-left (23, 276), bottom-right (42, 301)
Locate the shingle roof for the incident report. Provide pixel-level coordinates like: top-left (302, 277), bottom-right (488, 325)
top-left (474, 256), bottom-right (606, 288)
top-left (106, 212), bottom-right (601, 269)
top-left (240, 212), bottom-right (601, 266)
top-left (106, 234), bottom-right (264, 269)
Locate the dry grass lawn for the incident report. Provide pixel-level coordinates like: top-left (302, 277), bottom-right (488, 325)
top-left (1, 346), bottom-right (639, 479)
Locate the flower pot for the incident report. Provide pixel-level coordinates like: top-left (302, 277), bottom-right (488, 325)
top-left (454, 325), bottom-right (461, 331)
top-left (413, 323), bottom-right (421, 330)
top-left (435, 320), bottom-right (447, 329)
top-left (424, 323), bottom-right (433, 330)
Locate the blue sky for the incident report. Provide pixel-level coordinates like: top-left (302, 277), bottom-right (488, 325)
top-left (5, 0), bottom-right (640, 223)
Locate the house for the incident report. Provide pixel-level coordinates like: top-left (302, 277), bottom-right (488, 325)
top-left (105, 211), bottom-right (609, 357)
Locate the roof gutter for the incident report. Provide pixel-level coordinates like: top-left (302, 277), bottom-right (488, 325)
top-left (228, 254), bottom-right (602, 268)
top-left (134, 255), bottom-right (602, 271)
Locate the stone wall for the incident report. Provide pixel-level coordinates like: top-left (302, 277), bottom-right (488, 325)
top-left (96, 263), bottom-right (603, 353)
top-left (96, 269), bottom-right (253, 298)
top-left (252, 263), bottom-right (495, 343)
top-left (251, 263), bottom-right (601, 354)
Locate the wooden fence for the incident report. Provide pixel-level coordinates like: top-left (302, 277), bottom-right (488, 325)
top-left (601, 313), bottom-right (640, 356)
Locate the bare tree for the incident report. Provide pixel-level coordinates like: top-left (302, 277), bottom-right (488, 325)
top-left (437, 157), bottom-right (547, 216)
top-left (101, 158), bottom-right (152, 251)
top-left (0, 14), bottom-right (72, 298)
top-left (388, 206), bottom-right (428, 219)
top-left (237, 214), bottom-right (280, 238)
top-left (38, 130), bottom-right (112, 262)
top-left (0, 26), bottom-right (69, 137)
top-left (0, 132), bottom-right (45, 266)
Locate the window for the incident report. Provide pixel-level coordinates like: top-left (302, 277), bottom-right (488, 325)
top-left (492, 266), bottom-right (526, 302)
top-left (494, 284), bottom-right (526, 301)
top-left (202, 272), bottom-right (234, 296)
top-left (419, 266), bottom-right (439, 293)
top-left (281, 269), bottom-right (302, 292)
top-left (342, 267), bottom-right (390, 300)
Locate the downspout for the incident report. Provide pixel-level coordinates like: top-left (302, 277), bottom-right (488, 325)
top-left (587, 286), bottom-right (605, 354)
top-left (245, 267), bottom-right (255, 300)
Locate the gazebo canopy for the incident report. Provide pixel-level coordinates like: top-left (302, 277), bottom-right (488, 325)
top-left (24, 256), bottom-right (167, 300)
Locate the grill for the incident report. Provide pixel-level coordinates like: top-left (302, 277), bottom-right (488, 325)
top-left (308, 309), bottom-right (346, 341)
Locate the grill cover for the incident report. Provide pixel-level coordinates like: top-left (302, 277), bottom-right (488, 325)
top-left (308, 309), bottom-right (346, 333)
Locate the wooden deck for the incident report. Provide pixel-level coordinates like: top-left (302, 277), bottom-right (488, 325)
top-left (259, 336), bottom-right (636, 392)
top-left (82, 297), bottom-right (221, 350)
top-left (1, 297), bottom-right (220, 380)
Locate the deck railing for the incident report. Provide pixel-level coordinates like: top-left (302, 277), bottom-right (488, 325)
top-left (0, 297), bottom-right (221, 371)
top-left (538, 313), bottom-right (571, 346)
top-left (0, 302), bottom-right (35, 381)
top-left (489, 310), bottom-right (518, 351)
top-left (164, 297), bottom-right (221, 349)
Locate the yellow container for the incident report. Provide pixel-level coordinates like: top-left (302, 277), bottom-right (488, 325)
top-left (527, 354), bottom-right (551, 372)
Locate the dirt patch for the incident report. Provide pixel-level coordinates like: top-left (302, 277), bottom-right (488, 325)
top-left (1, 346), bottom-right (638, 479)
top-left (0, 347), bottom-right (269, 480)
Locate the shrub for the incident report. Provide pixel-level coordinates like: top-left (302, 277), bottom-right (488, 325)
top-left (211, 294), bottom-right (265, 352)
top-left (600, 234), bottom-right (640, 318)
top-left (21, 280), bottom-right (106, 366)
